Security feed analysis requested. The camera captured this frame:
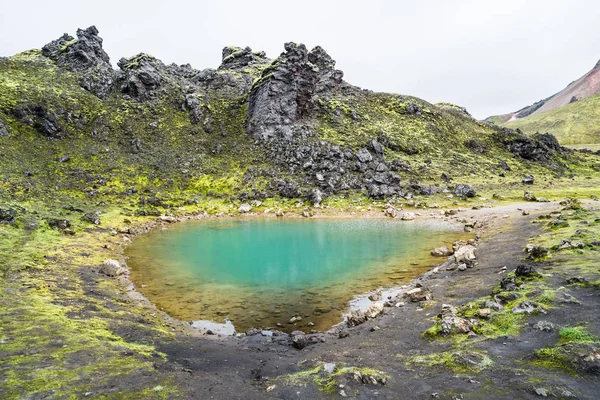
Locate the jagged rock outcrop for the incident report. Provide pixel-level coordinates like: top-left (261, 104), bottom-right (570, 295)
top-left (117, 54), bottom-right (164, 100)
top-left (42, 26), bottom-right (116, 98)
top-left (42, 26), bottom-right (111, 72)
top-left (247, 42), bottom-right (344, 140)
top-left (218, 46), bottom-right (270, 71)
top-left (11, 104), bottom-right (63, 138)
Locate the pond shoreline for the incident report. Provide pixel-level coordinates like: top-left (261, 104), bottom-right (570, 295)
top-left (112, 200), bottom-right (558, 339)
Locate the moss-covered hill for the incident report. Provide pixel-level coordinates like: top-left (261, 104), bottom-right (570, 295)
top-left (502, 93), bottom-right (600, 146)
top-left (485, 59), bottom-right (600, 146)
top-left (1, 26), bottom-right (598, 215)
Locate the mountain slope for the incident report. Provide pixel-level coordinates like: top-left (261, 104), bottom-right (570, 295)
top-left (0, 26), bottom-right (588, 214)
top-left (504, 92), bottom-right (600, 145)
top-left (485, 59), bottom-right (600, 145)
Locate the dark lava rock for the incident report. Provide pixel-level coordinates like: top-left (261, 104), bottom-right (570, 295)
top-left (527, 245), bottom-right (549, 259)
top-left (497, 160), bottom-right (511, 171)
top-left (420, 185), bottom-right (440, 196)
top-left (0, 208), bottom-right (18, 225)
top-left (12, 104), bottom-right (63, 138)
top-left (498, 128), bottom-right (563, 164)
top-left (515, 264), bottom-right (540, 278)
top-left (0, 117), bottom-right (10, 137)
top-left (42, 26), bottom-right (111, 72)
top-left (454, 184), bottom-right (476, 198)
top-left (247, 42), bottom-right (344, 139)
top-left (522, 174), bottom-right (535, 185)
top-left (500, 277), bottom-right (519, 291)
top-left (118, 54), bottom-right (163, 100)
top-left (356, 148), bottom-right (373, 163)
top-left (306, 188), bottom-right (322, 206)
top-left (495, 292), bottom-right (520, 304)
top-left (47, 218), bottom-right (71, 231)
top-left (219, 46), bottom-right (270, 71)
top-left (532, 321), bottom-right (554, 332)
top-left (512, 301), bottom-right (545, 314)
top-left (81, 212), bottom-right (101, 225)
top-left (371, 139), bottom-right (385, 156)
top-left (291, 333), bottom-right (310, 350)
top-left (566, 276), bottom-right (588, 284)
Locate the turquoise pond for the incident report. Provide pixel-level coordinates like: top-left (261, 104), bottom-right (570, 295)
top-left (126, 218), bottom-right (467, 333)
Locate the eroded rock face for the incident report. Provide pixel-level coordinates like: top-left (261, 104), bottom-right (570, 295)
top-left (42, 26), bottom-right (111, 72)
top-left (42, 26), bottom-right (116, 98)
top-left (11, 105), bottom-right (63, 138)
top-left (219, 46), bottom-right (270, 71)
top-left (247, 43), bottom-right (344, 139)
top-left (118, 54), bottom-right (163, 100)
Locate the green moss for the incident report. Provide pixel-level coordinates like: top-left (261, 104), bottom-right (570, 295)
top-left (503, 93), bottom-right (600, 145)
top-left (559, 326), bottom-right (598, 344)
top-left (405, 350), bottom-right (493, 374)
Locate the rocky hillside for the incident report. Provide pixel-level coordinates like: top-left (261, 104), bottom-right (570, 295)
top-left (486, 59), bottom-right (600, 145)
top-left (0, 26), bottom-right (593, 213)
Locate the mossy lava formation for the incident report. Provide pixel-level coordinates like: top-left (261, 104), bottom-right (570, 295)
top-left (1, 26), bottom-right (600, 399)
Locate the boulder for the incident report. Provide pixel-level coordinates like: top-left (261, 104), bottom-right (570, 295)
top-left (47, 218), bottom-right (71, 231)
top-left (100, 259), bottom-right (126, 277)
top-left (453, 245), bottom-right (476, 263)
top-left (81, 212), bottom-right (101, 225)
top-left (500, 277), bottom-right (519, 291)
top-left (524, 191), bottom-right (536, 201)
top-left (527, 245), bottom-right (549, 259)
top-left (346, 303), bottom-right (384, 327)
top-left (291, 333), bottom-right (310, 350)
top-left (522, 175), bottom-right (535, 185)
top-left (384, 207), bottom-right (397, 218)
top-left (515, 264), bottom-right (540, 278)
top-left (307, 188), bottom-right (322, 207)
top-left (440, 316), bottom-right (473, 334)
top-left (400, 212), bottom-right (416, 221)
top-left (238, 203), bottom-right (252, 213)
top-left (512, 301), bottom-right (546, 314)
top-left (356, 148), bottom-right (373, 163)
top-left (403, 287), bottom-right (432, 302)
top-left (431, 246), bottom-right (453, 257)
top-left (454, 184), bottom-right (476, 198)
top-left (0, 208), bottom-right (18, 225)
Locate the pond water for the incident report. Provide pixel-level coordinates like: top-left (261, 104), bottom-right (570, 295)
top-left (126, 217), bottom-right (467, 333)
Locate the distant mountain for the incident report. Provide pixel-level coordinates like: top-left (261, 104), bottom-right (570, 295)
top-left (485, 59), bottom-right (600, 145)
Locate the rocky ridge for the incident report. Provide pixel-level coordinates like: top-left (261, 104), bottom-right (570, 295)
top-left (0, 26), bottom-right (588, 211)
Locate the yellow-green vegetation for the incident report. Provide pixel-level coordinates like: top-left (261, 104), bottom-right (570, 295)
top-left (533, 327), bottom-right (599, 373)
top-left (503, 93), bottom-right (600, 145)
top-left (404, 350), bottom-right (493, 374)
top-left (276, 363), bottom-right (389, 394)
top-left (558, 326), bottom-right (599, 344)
top-left (0, 203), bottom-right (179, 399)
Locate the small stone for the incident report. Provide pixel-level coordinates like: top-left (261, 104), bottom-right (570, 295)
top-left (534, 388), bottom-right (547, 397)
top-left (532, 321), bottom-right (554, 332)
top-left (238, 203), bottom-right (252, 213)
top-left (401, 212), bottom-right (416, 221)
top-left (99, 259), bottom-right (126, 277)
top-left (370, 326), bottom-right (381, 332)
top-left (458, 263), bottom-right (467, 271)
top-left (431, 246), bottom-right (453, 257)
top-left (323, 363), bottom-right (336, 374)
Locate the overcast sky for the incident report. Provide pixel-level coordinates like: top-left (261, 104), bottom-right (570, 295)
top-left (1, 0), bottom-right (599, 119)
